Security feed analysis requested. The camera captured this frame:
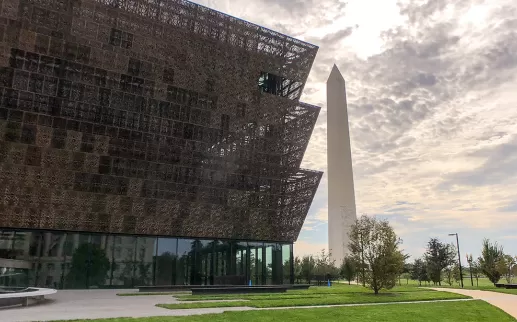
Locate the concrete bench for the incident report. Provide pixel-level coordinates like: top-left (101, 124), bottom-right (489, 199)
top-left (0, 288), bottom-right (57, 308)
top-left (191, 286), bottom-right (287, 295)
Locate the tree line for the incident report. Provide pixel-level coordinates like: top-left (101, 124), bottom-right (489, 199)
top-left (293, 215), bottom-right (517, 294)
top-left (409, 238), bottom-right (516, 286)
top-left (294, 215), bottom-right (407, 294)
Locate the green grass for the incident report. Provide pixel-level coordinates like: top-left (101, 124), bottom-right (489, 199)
top-left (55, 300), bottom-right (516, 321)
top-left (423, 277), bottom-right (517, 295)
top-left (158, 285), bottom-right (469, 309)
top-left (117, 292), bottom-right (191, 297)
top-left (175, 284), bottom-right (422, 301)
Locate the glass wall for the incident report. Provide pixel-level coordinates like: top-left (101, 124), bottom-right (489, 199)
top-left (155, 238), bottom-right (178, 286)
top-left (0, 228), bottom-right (293, 289)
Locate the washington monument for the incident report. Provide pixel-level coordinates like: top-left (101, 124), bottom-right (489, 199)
top-left (327, 65), bottom-right (357, 266)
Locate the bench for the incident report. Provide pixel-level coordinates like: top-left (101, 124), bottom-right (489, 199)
top-left (495, 283), bottom-right (506, 288)
top-left (505, 284), bottom-right (517, 289)
top-left (192, 286), bottom-right (287, 295)
top-left (0, 287), bottom-right (57, 308)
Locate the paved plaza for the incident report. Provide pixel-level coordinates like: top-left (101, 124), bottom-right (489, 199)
top-left (1, 290), bottom-right (254, 322)
top-left (0, 289), bottom-right (494, 322)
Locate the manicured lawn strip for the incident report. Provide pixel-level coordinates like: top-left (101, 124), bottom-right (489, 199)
top-left (55, 300), bottom-right (515, 322)
top-left (175, 284), bottom-right (426, 301)
top-left (391, 277), bottom-right (517, 295)
top-left (117, 292), bottom-right (191, 296)
top-left (159, 291), bottom-right (469, 309)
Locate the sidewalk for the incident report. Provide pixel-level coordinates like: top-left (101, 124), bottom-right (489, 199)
top-left (429, 288), bottom-right (517, 319)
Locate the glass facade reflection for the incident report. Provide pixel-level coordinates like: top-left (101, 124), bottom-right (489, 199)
top-left (0, 229), bottom-right (293, 289)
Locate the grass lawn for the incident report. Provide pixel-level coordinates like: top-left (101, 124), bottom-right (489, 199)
top-left (175, 284), bottom-right (425, 301)
top-left (56, 300), bottom-right (516, 322)
top-left (419, 277), bottom-right (517, 295)
top-left (158, 284), bottom-right (469, 309)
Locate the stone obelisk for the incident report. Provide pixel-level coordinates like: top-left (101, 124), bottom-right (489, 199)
top-left (327, 65), bottom-right (357, 266)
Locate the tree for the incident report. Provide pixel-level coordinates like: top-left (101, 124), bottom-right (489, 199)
top-left (348, 215), bottom-right (406, 294)
top-left (300, 255), bottom-right (316, 284)
top-left (452, 263), bottom-right (462, 286)
top-left (478, 239), bottom-right (505, 284)
top-left (411, 258), bottom-right (429, 286)
top-left (443, 266), bottom-right (454, 286)
top-left (293, 256), bottom-right (303, 283)
top-left (471, 259), bottom-right (482, 286)
top-left (67, 243), bottom-right (110, 289)
top-left (314, 249), bottom-right (338, 281)
top-left (497, 254), bottom-right (516, 284)
top-left (340, 256), bottom-right (357, 285)
top-left (401, 262), bottom-right (412, 285)
top-left (425, 238), bottom-right (456, 286)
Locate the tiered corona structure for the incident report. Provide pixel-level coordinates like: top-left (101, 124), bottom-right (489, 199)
top-left (0, 0), bottom-right (321, 288)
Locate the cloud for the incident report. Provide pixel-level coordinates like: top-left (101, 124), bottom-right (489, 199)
top-left (192, 0), bottom-right (517, 259)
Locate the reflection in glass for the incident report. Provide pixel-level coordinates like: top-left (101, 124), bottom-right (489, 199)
top-left (111, 236), bottom-right (137, 287)
top-left (65, 234), bottom-right (111, 289)
top-left (37, 232), bottom-right (68, 288)
top-left (265, 244), bottom-right (272, 284)
top-left (0, 229), bottom-right (294, 288)
top-left (248, 242), bottom-right (264, 285)
top-left (134, 237), bottom-right (156, 286)
top-left (155, 238), bottom-right (178, 286)
top-left (235, 242), bottom-right (248, 283)
top-left (176, 239), bottom-right (193, 285)
top-left (282, 244), bottom-right (292, 284)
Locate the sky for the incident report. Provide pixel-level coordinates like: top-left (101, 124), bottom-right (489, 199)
top-left (191, 0), bottom-right (517, 263)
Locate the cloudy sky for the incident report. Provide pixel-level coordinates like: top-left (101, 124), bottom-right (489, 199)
top-left (192, 0), bottom-right (517, 262)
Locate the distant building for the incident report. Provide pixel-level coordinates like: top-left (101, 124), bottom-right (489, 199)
top-left (327, 66), bottom-right (357, 266)
top-left (0, 0), bottom-right (321, 288)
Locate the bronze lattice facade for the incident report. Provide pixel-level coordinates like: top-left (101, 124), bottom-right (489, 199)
top-left (0, 0), bottom-right (321, 245)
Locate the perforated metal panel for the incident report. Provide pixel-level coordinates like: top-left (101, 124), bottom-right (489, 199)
top-left (0, 0), bottom-right (322, 242)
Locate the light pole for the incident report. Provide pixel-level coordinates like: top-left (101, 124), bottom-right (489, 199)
top-left (449, 233), bottom-right (464, 288)
top-left (466, 253), bottom-right (474, 287)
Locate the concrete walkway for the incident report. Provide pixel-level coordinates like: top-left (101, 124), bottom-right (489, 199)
top-left (429, 288), bottom-right (517, 319)
top-left (1, 289), bottom-right (475, 322)
top-left (1, 290), bottom-right (255, 321)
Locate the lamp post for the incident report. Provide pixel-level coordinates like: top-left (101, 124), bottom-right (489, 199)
top-left (449, 233), bottom-right (464, 288)
top-left (466, 253), bottom-right (474, 287)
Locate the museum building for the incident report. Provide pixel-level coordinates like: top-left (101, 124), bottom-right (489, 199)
top-left (0, 0), bottom-right (321, 289)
